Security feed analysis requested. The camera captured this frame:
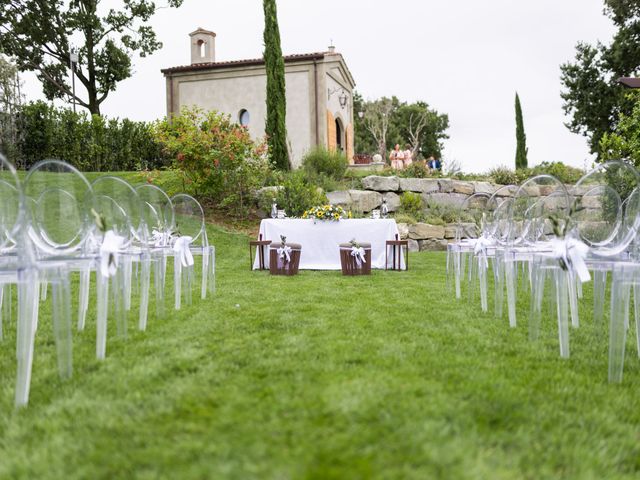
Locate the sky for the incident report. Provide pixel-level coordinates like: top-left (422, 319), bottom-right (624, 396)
top-left (19, 0), bottom-right (618, 173)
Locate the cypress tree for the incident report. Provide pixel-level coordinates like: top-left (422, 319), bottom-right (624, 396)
top-left (263, 0), bottom-right (290, 170)
top-left (515, 92), bottom-right (528, 169)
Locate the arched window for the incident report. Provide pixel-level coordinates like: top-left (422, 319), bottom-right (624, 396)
top-left (197, 39), bottom-right (206, 58)
top-left (238, 109), bottom-right (250, 127)
top-left (335, 118), bottom-right (343, 151)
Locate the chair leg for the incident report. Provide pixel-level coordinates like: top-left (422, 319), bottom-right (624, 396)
top-left (96, 272), bottom-right (109, 360)
top-left (555, 268), bottom-right (570, 359)
top-left (15, 270), bottom-right (39, 407)
top-left (139, 255), bottom-right (151, 331)
top-left (609, 270), bottom-right (631, 383)
top-left (78, 267), bottom-right (91, 331)
top-left (52, 274), bottom-right (73, 379)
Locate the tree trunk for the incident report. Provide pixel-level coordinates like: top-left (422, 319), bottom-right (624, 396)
top-left (380, 140), bottom-right (387, 164)
top-left (85, 4), bottom-right (100, 116)
top-left (87, 87), bottom-right (100, 115)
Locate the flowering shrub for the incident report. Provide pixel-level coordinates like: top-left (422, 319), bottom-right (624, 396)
top-left (275, 170), bottom-right (327, 217)
top-left (302, 204), bottom-right (348, 221)
top-left (154, 107), bottom-right (270, 217)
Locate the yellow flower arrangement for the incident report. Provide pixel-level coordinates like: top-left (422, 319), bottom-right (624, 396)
top-left (302, 204), bottom-right (347, 221)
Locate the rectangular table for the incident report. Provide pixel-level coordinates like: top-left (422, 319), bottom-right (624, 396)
top-left (253, 219), bottom-right (405, 270)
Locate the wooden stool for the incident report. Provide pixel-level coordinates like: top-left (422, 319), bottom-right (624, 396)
top-left (250, 234), bottom-right (271, 270)
top-left (339, 242), bottom-right (372, 276)
top-left (385, 234), bottom-right (409, 270)
top-left (269, 243), bottom-right (302, 275)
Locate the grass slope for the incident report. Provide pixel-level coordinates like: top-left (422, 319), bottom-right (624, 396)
top-left (1, 223), bottom-right (640, 479)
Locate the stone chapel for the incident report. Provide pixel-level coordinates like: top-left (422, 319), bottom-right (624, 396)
top-left (161, 28), bottom-right (356, 167)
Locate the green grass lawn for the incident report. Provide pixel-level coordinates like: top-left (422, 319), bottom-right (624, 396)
top-left (1, 223), bottom-right (640, 479)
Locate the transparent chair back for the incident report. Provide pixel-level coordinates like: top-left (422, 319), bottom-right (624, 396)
top-left (455, 193), bottom-right (491, 243)
top-left (0, 156), bottom-right (23, 256)
top-left (136, 184), bottom-right (175, 318)
top-left (484, 185), bottom-right (518, 247)
top-left (136, 184), bottom-right (175, 248)
top-left (512, 175), bottom-right (570, 247)
top-left (0, 154), bottom-right (25, 342)
top-left (570, 161), bottom-right (640, 258)
top-left (25, 160), bottom-right (94, 258)
top-left (171, 193), bottom-right (214, 308)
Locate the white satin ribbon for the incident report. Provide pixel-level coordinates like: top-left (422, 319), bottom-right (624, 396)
top-left (99, 230), bottom-right (125, 278)
top-left (173, 236), bottom-right (194, 267)
top-left (351, 246), bottom-right (366, 266)
top-left (473, 235), bottom-right (493, 268)
top-left (551, 237), bottom-right (591, 283)
top-left (277, 246), bottom-right (292, 263)
top-left (151, 228), bottom-right (171, 247)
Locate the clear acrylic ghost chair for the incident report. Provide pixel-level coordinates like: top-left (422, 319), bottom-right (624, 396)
top-left (0, 160), bottom-right (21, 340)
top-left (506, 176), bottom-right (572, 335)
top-left (516, 188), bottom-right (579, 354)
top-left (568, 161), bottom-right (640, 382)
top-left (0, 154), bottom-right (40, 407)
top-left (465, 193), bottom-right (495, 313)
top-left (85, 176), bottom-right (148, 358)
top-left (446, 192), bottom-right (492, 311)
top-left (136, 184), bottom-right (174, 319)
top-left (607, 189), bottom-right (640, 381)
top-left (170, 193), bottom-right (215, 310)
top-left (22, 160), bottom-right (95, 387)
top-left (483, 185), bottom-right (518, 321)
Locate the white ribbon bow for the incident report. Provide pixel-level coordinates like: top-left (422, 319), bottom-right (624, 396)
top-left (99, 230), bottom-right (125, 278)
top-left (173, 236), bottom-right (194, 267)
top-left (151, 228), bottom-right (171, 247)
top-left (351, 246), bottom-right (366, 266)
top-left (277, 245), bottom-right (292, 263)
top-left (551, 236), bottom-right (591, 283)
top-left (473, 235), bottom-right (493, 268)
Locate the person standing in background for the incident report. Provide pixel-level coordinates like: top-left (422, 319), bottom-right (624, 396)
top-left (390, 144), bottom-right (405, 170)
top-left (403, 144), bottom-right (413, 168)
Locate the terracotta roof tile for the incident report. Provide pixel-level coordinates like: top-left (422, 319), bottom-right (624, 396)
top-left (161, 52), bottom-right (332, 74)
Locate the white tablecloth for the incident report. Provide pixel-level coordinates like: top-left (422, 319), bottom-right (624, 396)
top-left (253, 219), bottom-right (405, 270)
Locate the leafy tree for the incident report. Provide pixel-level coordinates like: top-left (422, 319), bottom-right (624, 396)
top-left (263, 0), bottom-right (289, 170)
top-left (515, 92), bottom-right (528, 169)
top-left (560, 0), bottom-right (640, 154)
top-left (362, 96), bottom-right (396, 162)
top-left (353, 91), bottom-right (377, 155)
top-left (357, 94), bottom-right (449, 160)
top-left (0, 0), bottom-right (183, 115)
top-left (390, 101), bottom-right (449, 160)
top-left (600, 91), bottom-right (640, 166)
top-left (0, 56), bottom-right (23, 163)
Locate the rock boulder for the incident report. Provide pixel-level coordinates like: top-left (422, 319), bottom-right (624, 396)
top-left (409, 223), bottom-right (445, 240)
top-left (348, 190), bottom-right (383, 213)
top-left (399, 178), bottom-right (439, 193)
top-left (361, 175), bottom-right (400, 192)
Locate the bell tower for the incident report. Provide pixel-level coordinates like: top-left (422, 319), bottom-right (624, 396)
top-left (189, 28), bottom-right (216, 64)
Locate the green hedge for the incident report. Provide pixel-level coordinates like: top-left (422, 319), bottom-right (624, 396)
top-left (1, 101), bottom-right (168, 171)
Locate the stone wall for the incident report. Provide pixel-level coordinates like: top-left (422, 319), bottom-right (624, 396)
top-left (397, 221), bottom-right (479, 252)
top-left (325, 175), bottom-right (590, 252)
top-left (260, 175), bottom-right (595, 252)
top-left (326, 176), bottom-right (508, 213)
